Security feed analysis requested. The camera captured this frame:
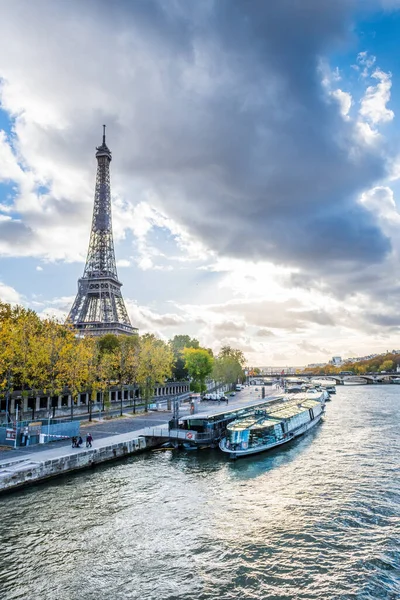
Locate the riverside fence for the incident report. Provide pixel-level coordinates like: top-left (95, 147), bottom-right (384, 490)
top-left (0, 420), bottom-right (80, 448)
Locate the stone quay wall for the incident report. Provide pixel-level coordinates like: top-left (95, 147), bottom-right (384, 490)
top-left (0, 434), bottom-right (160, 494)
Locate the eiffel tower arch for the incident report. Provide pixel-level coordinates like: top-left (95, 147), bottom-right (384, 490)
top-left (67, 126), bottom-right (138, 336)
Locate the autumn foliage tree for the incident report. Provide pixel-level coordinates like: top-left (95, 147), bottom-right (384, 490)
top-left (137, 334), bottom-right (174, 411)
top-left (0, 300), bottom-right (250, 419)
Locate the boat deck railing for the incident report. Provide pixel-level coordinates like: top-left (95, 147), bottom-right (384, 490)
top-left (141, 427), bottom-right (217, 443)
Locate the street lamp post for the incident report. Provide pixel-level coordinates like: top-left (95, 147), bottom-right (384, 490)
top-left (5, 369), bottom-right (12, 424)
top-left (89, 391), bottom-right (93, 422)
top-left (14, 400), bottom-right (20, 449)
top-left (146, 376), bottom-right (151, 412)
top-left (47, 409), bottom-right (51, 444)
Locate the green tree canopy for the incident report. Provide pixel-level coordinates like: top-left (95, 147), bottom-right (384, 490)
top-left (183, 347), bottom-right (214, 393)
top-left (213, 346), bottom-right (244, 386)
top-left (169, 334), bottom-right (199, 380)
top-left (98, 333), bottom-right (120, 355)
top-left (219, 345), bottom-right (246, 367)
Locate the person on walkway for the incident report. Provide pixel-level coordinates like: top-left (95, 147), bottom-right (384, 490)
top-left (77, 436), bottom-right (83, 448)
top-left (86, 433), bottom-right (93, 448)
top-left (71, 436), bottom-right (77, 448)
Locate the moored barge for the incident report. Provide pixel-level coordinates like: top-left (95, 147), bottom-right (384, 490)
top-left (219, 394), bottom-right (325, 459)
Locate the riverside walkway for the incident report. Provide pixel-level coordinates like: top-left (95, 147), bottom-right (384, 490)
top-left (0, 413), bottom-right (172, 494)
top-left (0, 387), bottom-right (273, 494)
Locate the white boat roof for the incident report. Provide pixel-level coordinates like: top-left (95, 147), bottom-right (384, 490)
top-left (228, 397), bottom-right (322, 431)
top-left (179, 396), bottom-right (282, 422)
top-left (179, 391), bottom-right (324, 423)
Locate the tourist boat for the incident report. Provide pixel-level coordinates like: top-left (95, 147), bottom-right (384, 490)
top-left (314, 386), bottom-right (334, 400)
top-left (219, 394), bottom-right (325, 459)
top-left (286, 384), bottom-right (303, 393)
top-left (306, 387), bottom-right (330, 401)
top-left (324, 386), bottom-right (336, 394)
top-left (391, 377), bottom-right (400, 384)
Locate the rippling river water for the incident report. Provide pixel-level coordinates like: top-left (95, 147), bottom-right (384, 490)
top-left (0, 386), bottom-right (399, 600)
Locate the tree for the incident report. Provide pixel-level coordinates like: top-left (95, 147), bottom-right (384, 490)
top-left (379, 359), bottom-right (394, 372)
top-left (169, 335), bottom-right (199, 380)
top-left (183, 348), bottom-right (214, 393)
top-left (57, 333), bottom-right (94, 419)
top-left (11, 311), bottom-right (42, 395)
top-left (83, 337), bottom-right (103, 421)
top-left (98, 334), bottom-right (120, 355)
top-left (213, 355), bottom-right (243, 387)
top-left (137, 334), bottom-right (174, 411)
top-left (212, 346), bottom-right (245, 388)
top-left (95, 350), bottom-right (118, 416)
top-left (219, 345), bottom-right (246, 367)
top-left (114, 335), bottom-right (140, 416)
top-left (0, 319), bottom-right (17, 422)
top-left (28, 318), bottom-right (68, 418)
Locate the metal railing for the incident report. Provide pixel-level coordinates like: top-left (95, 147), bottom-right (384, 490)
top-left (141, 427), bottom-right (216, 443)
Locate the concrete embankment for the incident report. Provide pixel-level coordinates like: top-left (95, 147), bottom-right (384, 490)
top-left (0, 430), bottom-right (160, 494)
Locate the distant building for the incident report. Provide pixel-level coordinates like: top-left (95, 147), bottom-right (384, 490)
top-left (261, 366), bottom-right (301, 375)
top-left (330, 356), bottom-right (342, 366)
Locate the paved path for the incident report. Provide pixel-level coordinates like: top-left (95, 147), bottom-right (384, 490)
top-left (0, 425), bottom-right (165, 473)
top-left (0, 411), bottom-right (172, 465)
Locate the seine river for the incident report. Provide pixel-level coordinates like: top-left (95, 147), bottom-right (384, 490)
top-left (0, 386), bottom-right (399, 600)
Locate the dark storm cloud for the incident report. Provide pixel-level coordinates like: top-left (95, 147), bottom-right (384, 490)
top-left (256, 329), bottom-right (275, 338)
top-left (0, 219), bottom-right (35, 246)
top-left (0, 0), bottom-right (390, 272)
top-left (112, 0), bottom-right (389, 269)
top-left (365, 312), bottom-right (400, 328)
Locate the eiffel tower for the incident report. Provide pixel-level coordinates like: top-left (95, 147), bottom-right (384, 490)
top-left (67, 126), bottom-right (137, 336)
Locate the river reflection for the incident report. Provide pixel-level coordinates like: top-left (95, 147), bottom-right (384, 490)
top-left (0, 386), bottom-right (399, 600)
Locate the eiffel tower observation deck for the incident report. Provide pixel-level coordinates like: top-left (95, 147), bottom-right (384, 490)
top-left (67, 126), bottom-right (138, 336)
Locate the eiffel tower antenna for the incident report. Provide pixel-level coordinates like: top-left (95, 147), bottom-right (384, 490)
top-left (67, 127), bottom-right (138, 336)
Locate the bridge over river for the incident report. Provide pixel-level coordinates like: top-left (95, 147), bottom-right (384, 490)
top-left (251, 373), bottom-right (400, 385)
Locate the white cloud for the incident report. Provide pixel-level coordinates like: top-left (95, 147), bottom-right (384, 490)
top-left (357, 51), bottom-right (376, 77)
top-left (359, 69), bottom-right (394, 125)
top-left (116, 259), bottom-right (130, 268)
top-left (0, 130), bottom-right (24, 183)
top-left (0, 282), bottom-right (22, 304)
top-left (331, 89), bottom-right (352, 119)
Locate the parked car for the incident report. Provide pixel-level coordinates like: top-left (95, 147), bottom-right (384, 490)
top-left (202, 393), bottom-right (227, 402)
top-left (230, 392), bottom-right (236, 397)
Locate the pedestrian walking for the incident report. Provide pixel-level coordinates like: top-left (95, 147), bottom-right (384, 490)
top-left (77, 436), bottom-right (83, 448)
top-left (71, 436), bottom-right (77, 448)
top-left (86, 433), bottom-right (93, 448)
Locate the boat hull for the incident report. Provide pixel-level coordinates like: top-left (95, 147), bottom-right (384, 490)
top-left (220, 413), bottom-right (323, 459)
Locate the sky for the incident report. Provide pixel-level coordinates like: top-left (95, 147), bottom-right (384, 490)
top-left (1, 0), bottom-right (400, 367)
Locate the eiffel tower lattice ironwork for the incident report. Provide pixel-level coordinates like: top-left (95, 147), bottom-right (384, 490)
top-left (67, 126), bottom-right (137, 336)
